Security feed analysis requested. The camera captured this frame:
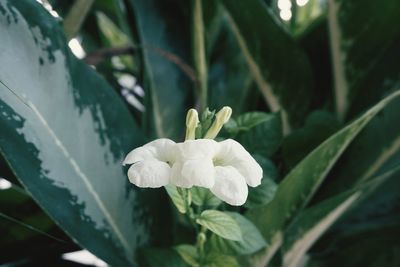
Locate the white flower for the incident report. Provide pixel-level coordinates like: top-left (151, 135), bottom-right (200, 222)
top-left (123, 138), bottom-right (263, 206)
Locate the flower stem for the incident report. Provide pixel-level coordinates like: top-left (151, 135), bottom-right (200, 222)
top-left (192, 0), bottom-right (208, 112)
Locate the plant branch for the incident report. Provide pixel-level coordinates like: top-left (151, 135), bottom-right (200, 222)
top-left (192, 0), bottom-right (208, 112)
top-left (84, 45), bottom-right (198, 83)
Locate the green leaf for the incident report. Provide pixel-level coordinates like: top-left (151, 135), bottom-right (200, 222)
top-left (221, 0), bottom-right (314, 125)
top-left (283, 111), bottom-right (341, 169)
top-left (0, 1), bottom-right (163, 266)
top-left (328, 0), bottom-right (400, 119)
top-left (190, 187), bottom-right (221, 208)
top-left (283, 193), bottom-right (360, 267)
top-left (143, 248), bottom-right (189, 267)
top-left (204, 253), bottom-right (240, 267)
top-left (232, 112), bottom-right (282, 158)
top-left (282, 165), bottom-right (400, 267)
top-left (225, 112), bottom-right (277, 135)
top-left (209, 212), bottom-right (267, 255)
top-left (207, 12), bottom-right (254, 114)
top-left (165, 184), bottom-right (187, 214)
top-left (175, 244), bottom-right (199, 267)
top-left (315, 98), bottom-right (400, 200)
top-left (246, 91), bottom-right (400, 261)
top-left (196, 210), bottom-right (242, 241)
top-left (245, 155), bottom-right (278, 209)
top-left (129, 0), bottom-right (192, 139)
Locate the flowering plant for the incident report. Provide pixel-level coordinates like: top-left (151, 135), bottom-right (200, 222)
top-left (123, 107), bottom-right (267, 266)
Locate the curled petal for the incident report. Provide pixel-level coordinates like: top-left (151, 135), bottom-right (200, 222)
top-left (216, 139), bottom-right (263, 187)
top-left (175, 139), bottom-right (219, 160)
top-left (170, 159), bottom-right (215, 188)
top-left (123, 138), bottom-right (176, 165)
top-left (127, 160), bottom-right (171, 188)
top-left (211, 166), bottom-right (248, 206)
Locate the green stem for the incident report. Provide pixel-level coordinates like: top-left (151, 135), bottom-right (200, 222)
top-left (178, 187), bottom-right (208, 266)
top-left (64, 0), bottom-right (95, 40)
top-left (192, 0), bottom-right (208, 112)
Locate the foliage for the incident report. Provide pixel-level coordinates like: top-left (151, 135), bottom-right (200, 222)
top-left (0, 0), bottom-right (399, 266)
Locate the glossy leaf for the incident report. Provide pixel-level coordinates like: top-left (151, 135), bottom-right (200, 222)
top-left (245, 155), bottom-right (278, 209)
top-left (282, 111), bottom-right (341, 169)
top-left (221, 0), bottom-right (314, 124)
top-left (0, 1), bottom-right (162, 265)
top-left (328, 0), bottom-right (400, 118)
top-left (204, 254), bottom-right (240, 267)
top-left (196, 210), bottom-right (242, 241)
top-left (190, 187), bottom-right (221, 208)
top-left (175, 244), bottom-right (199, 267)
top-left (129, 0), bottom-right (192, 139)
top-left (246, 91), bottom-right (400, 261)
top-left (143, 248), bottom-right (189, 267)
top-left (209, 212), bottom-right (267, 255)
top-left (165, 185), bottom-right (187, 214)
top-left (235, 112), bottom-right (282, 158)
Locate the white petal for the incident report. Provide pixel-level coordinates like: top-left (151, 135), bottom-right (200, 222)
top-left (123, 138), bottom-right (176, 165)
top-left (175, 139), bottom-right (219, 160)
top-left (170, 159), bottom-right (215, 188)
top-left (211, 166), bottom-right (248, 206)
top-left (216, 139), bottom-right (263, 187)
top-left (127, 160), bottom-right (171, 188)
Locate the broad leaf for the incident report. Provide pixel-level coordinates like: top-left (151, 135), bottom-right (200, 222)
top-left (129, 0), bottom-right (192, 139)
top-left (0, 1), bottom-right (163, 265)
top-left (204, 253), bottom-right (240, 267)
top-left (175, 244), bottom-right (199, 267)
top-left (190, 187), bottom-right (221, 208)
top-left (143, 248), bottom-right (189, 267)
top-left (209, 212), bottom-right (266, 255)
top-left (196, 210), bottom-right (242, 241)
top-left (315, 97), bottom-right (400, 201)
top-left (305, 166), bottom-right (400, 267)
top-left (165, 185), bottom-right (187, 214)
top-left (282, 111), bottom-right (341, 169)
top-left (328, 0), bottom-right (400, 118)
top-left (234, 112), bottom-right (282, 158)
top-left (245, 155), bottom-right (278, 209)
top-left (246, 91), bottom-right (400, 262)
top-left (221, 0), bottom-right (314, 125)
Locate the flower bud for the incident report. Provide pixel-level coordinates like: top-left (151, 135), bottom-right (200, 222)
top-left (185, 108), bottom-right (199, 140)
top-left (204, 106), bottom-right (232, 139)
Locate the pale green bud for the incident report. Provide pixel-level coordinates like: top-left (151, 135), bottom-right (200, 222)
top-left (185, 108), bottom-right (199, 140)
top-left (204, 106), bottom-right (232, 139)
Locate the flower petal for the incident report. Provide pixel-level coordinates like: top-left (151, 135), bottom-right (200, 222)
top-left (170, 159), bottom-right (215, 188)
top-left (216, 139), bottom-right (263, 187)
top-left (127, 160), bottom-right (171, 188)
top-left (211, 166), bottom-right (248, 206)
top-left (175, 139), bottom-right (219, 160)
top-left (123, 138), bottom-right (176, 165)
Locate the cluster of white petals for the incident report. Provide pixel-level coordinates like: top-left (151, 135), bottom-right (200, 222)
top-left (123, 138), bottom-right (262, 206)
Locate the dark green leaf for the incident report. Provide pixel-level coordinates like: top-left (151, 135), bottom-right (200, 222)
top-left (204, 253), bottom-right (240, 267)
top-left (283, 111), bottom-right (341, 169)
top-left (165, 185), bottom-right (187, 214)
top-left (209, 212), bottom-right (266, 255)
top-left (129, 0), bottom-right (192, 139)
top-left (143, 248), bottom-right (189, 267)
top-left (196, 210), bottom-right (242, 241)
top-left (221, 0), bottom-right (314, 124)
top-left (190, 187), bottom-right (221, 208)
top-left (175, 244), bottom-right (199, 267)
top-left (328, 0), bottom-right (400, 118)
top-left (246, 91), bottom-right (400, 261)
top-left (0, 1), bottom-right (163, 265)
top-left (235, 112), bottom-right (282, 157)
top-left (245, 155), bottom-right (278, 209)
